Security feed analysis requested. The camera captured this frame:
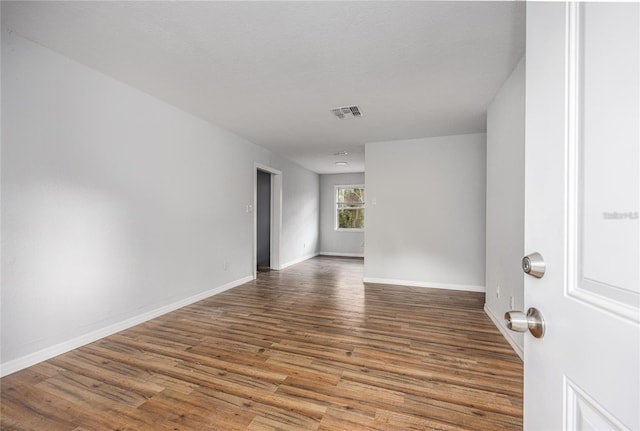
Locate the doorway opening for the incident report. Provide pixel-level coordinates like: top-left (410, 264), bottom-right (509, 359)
top-left (253, 164), bottom-right (282, 279)
top-left (256, 169), bottom-right (271, 272)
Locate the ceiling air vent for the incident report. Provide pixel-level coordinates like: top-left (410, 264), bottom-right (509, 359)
top-left (330, 105), bottom-right (362, 120)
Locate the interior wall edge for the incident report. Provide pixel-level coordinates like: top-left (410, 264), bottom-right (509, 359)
top-left (484, 304), bottom-right (524, 360)
top-left (279, 252), bottom-right (320, 270)
top-left (362, 277), bottom-right (484, 293)
top-left (319, 252), bottom-right (364, 258)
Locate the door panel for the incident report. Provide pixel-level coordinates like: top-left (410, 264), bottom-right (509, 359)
top-left (575, 3), bottom-right (639, 314)
top-left (566, 379), bottom-right (631, 431)
top-left (524, 3), bottom-right (639, 430)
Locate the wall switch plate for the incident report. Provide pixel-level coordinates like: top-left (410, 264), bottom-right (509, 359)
top-left (509, 295), bottom-right (515, 309)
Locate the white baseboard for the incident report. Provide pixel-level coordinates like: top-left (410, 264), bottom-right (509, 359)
top-left (279, 252), bottom-right (319, 270)
top-left (0, 275), bottom-right (254, 377)
top-left (484, 304), bottom-right (524, 361)
top-left (362, 277), bottom-right (485, 293)
top-left (319, 252), bottom-right (364, 258)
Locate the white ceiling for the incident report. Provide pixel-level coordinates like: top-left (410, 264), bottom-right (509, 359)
top-left (2, 1), bottom-right (525, 174)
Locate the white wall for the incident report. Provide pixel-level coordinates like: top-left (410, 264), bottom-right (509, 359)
top-left (364, 134), bottom-right (486, 291)
top-left (271, 157), bottom-right (320, 268)
top-left (319, 173), bottom-right (365, 257)
top-left (0, 31), bottom-right (319, 374)
top-left (484, 57), bottom-right (525, 358)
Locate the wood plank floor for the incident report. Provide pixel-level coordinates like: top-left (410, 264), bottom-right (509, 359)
top-left (1, 256), bottom-right (523, 430)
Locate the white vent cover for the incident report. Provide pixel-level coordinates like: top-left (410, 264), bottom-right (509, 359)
top-left (330, 105), bottom-right (362, 120)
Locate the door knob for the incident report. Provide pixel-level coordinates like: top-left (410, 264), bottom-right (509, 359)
top-left (522, 252), bottom-right (545, 278)
top-left (504, 308), bottom-right (546, 338)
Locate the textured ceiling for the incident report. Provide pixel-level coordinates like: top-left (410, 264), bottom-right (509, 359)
top-left (2, 1), bottom-right (525, 174)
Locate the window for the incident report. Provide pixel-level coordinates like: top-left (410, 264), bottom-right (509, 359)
top-left (336, 185), bottom-right (365, 230)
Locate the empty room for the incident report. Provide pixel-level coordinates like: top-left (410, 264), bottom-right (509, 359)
top-left (1, 1), bottom-right (638, 430)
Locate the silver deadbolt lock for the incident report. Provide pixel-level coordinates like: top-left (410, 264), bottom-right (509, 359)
top-left (522, 252), bottom-right (545, 278)
top-left (504, 308), bottom-right (546, 338)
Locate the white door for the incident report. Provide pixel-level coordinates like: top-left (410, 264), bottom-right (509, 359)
top-left (524, 2), bottom-right (639, 430)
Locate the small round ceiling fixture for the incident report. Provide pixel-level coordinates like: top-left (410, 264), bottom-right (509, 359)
top-left (335, 161), bottom-right (349, 166)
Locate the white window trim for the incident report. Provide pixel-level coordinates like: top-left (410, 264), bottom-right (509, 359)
top-left (335, 184), bottom-right (365, 232)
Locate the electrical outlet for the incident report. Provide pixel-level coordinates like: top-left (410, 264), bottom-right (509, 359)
top-left (223, 261), bottom-right (228, 271)
top-left (509, 295), bottom-right (515, 309)
top-left (303, 243), bottom-right (306, 249)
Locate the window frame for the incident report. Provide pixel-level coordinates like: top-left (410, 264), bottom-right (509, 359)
top-left (334, 184), bottom-right (365, 232)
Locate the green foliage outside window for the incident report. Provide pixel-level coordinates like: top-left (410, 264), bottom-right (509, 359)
top-left (337, 187), bottom-right (364, 229)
